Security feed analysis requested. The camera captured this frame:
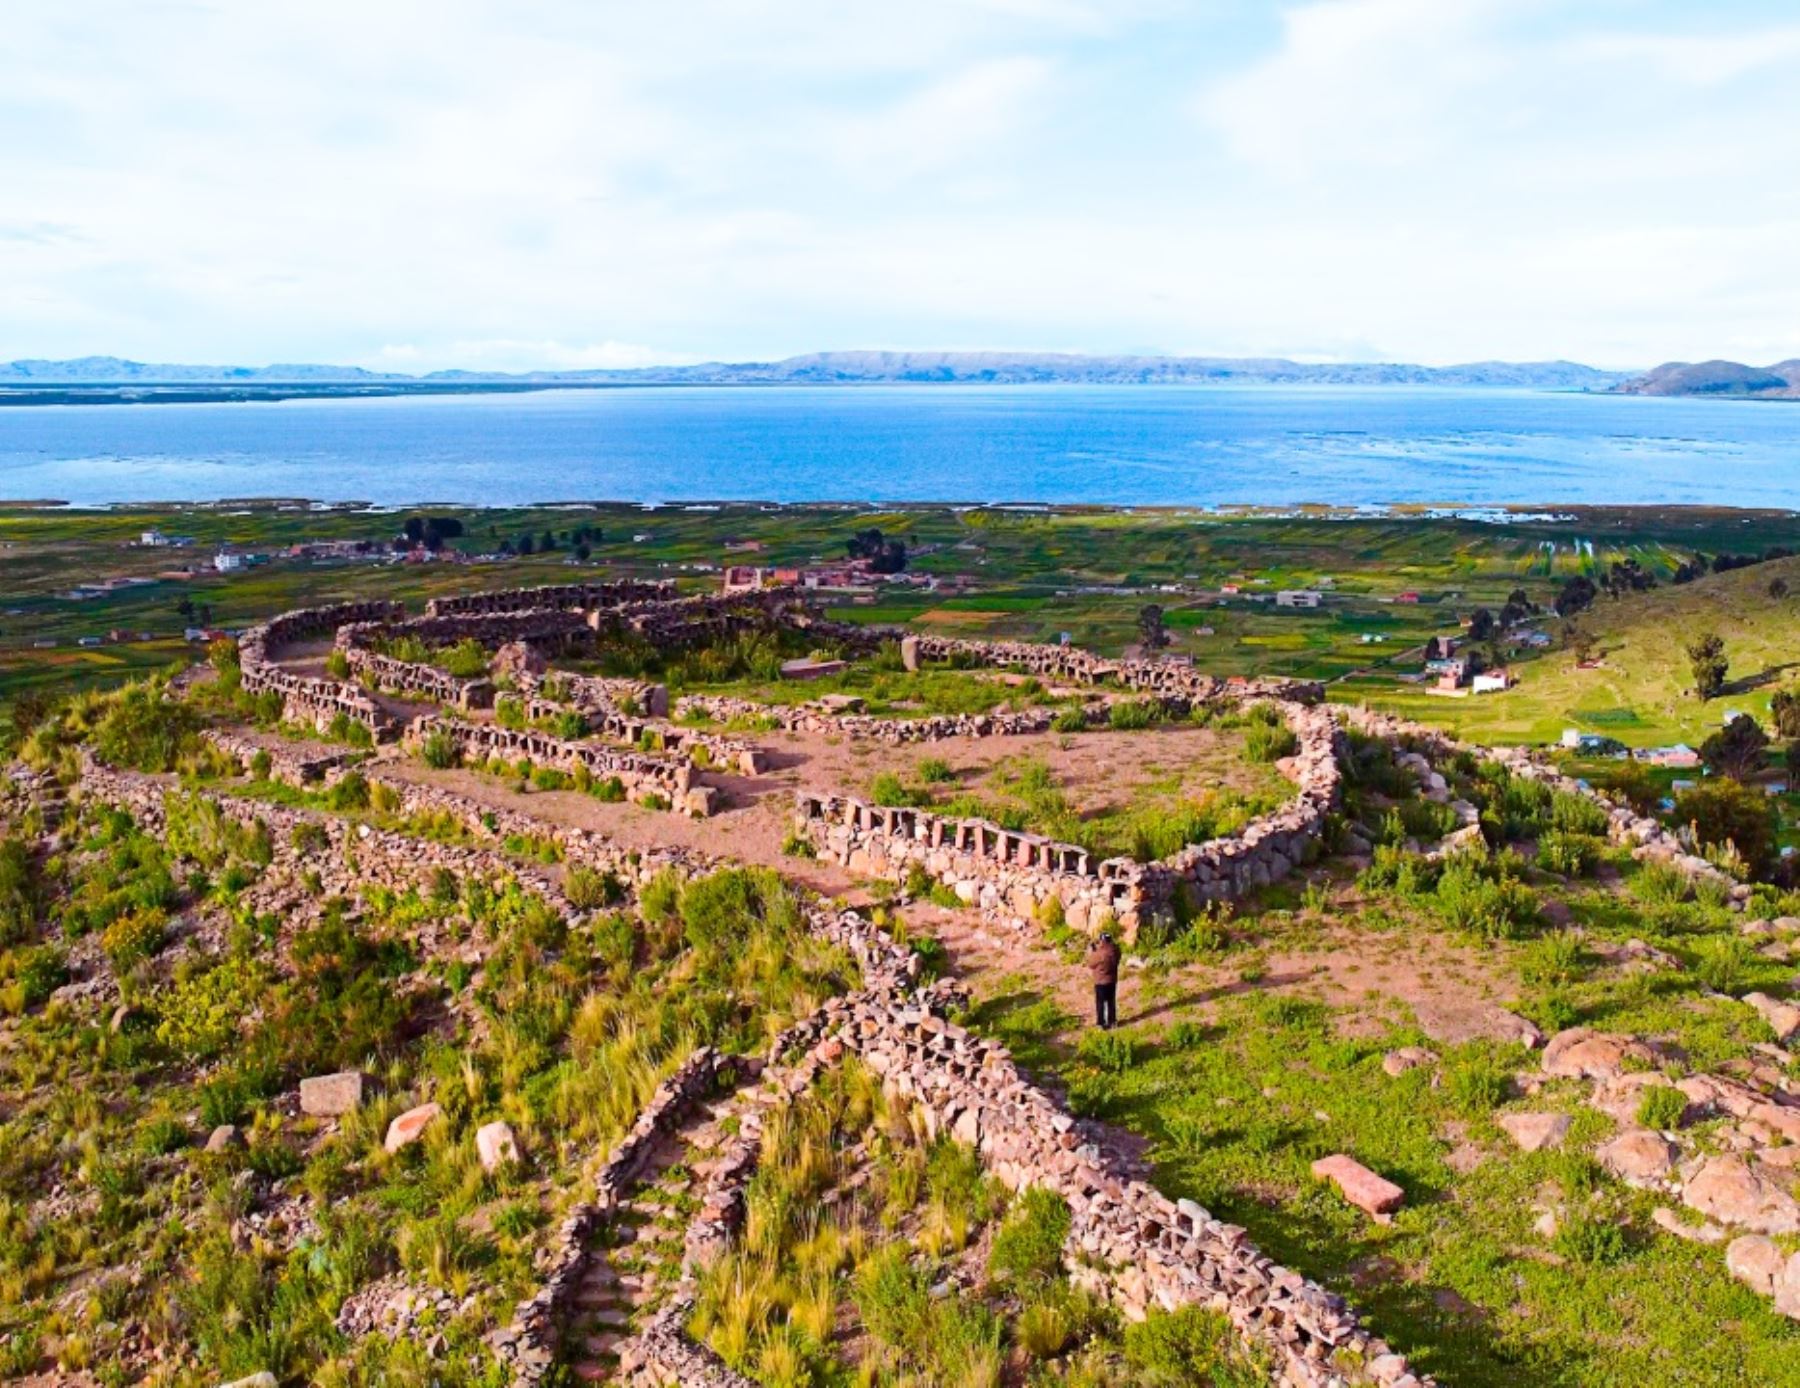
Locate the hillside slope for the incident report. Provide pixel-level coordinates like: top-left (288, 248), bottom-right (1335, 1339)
top-left (1618, 359), bottom-right (1800, 398)
top-left (1346, 554), bottom-right (1800, 744)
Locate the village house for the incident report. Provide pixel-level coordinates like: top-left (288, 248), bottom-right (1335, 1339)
top-left (1275, 589), bottom-right (1322, 609)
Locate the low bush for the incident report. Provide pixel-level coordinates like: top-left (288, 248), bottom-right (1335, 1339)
top-left (1245, 719), bottom-right (1298, 763)
top-left (1537, 830), bottom-right (1604, 877)
top-left (1123, 1305), bottom-right (1265, 1387)
top-left (1636, 1084), bottom-right (1688, 1131)
top-left (987, 1186), bottom-right (1071, 1286)
top-left (102, 907), bottom-right (167, 972)
top-left (1108, 698), bottom-right (1161, 731)
top-left (564, 866), bottom-right (623, 911)
top-left (418, 729), bottom-right (460, 769)
top-left (1552, 1213), bottom-right (1628, 1266)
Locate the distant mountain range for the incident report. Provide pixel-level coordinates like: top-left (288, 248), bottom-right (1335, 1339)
top-left (1614, 359), bottom-right (1800, 399)
top-left (0, 350), bottom-right (1632, 394)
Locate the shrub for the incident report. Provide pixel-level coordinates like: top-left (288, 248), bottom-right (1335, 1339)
top-left (853, 1244), bottom-right (930, 1353)
top-left (1636, 1084), bottom-right (1688, 1131)
top-left (987, 1186), bottom-right (1070, 1286)
top-left (1631, 860), bottom-right (1690, 906)
top-left (1695, 935), bottom-right (1752, 994)
top-left (1549, 789), bottom-right (1610, 836)
top-left (437, 638), bottom-right (490, 679)
top-left (1674, 778), bottom-right (1776, 877)
top-left (3, 943), bottom-right (67, 1012)
top-left (494, 697), bottom-right (527, 731)
top-left (324, 772), bottom-right (370, 811)
top-left (1553, 1213), bottom-right (1628, 1266)
top-left (1245, 720), bottom-right (1298, 763)
top-left (1123, 1304), bottom-right (1264, 1388)
top-left (870, 771), bottom-right (928, 808)
top-left (1434, 851), bottom-right (1538, 939)
top-left (916, 757), bottom-right (957, 784)
top-left (102, 908), bottom-right (167, 972)
top-left (419, 730), bottom-right (460, 769)
top-left (154, 956), bottom-right (268, 1059)
top-left (590, 775), bottom-right (626, 803)
top-left (1108, 698), bottom-right (1160, 731)
top-left (1444, 1056), bottom-right (1509, 1115)
top-left (1076, 1027), bottom-right (1138, 1073)
top-left (290, 822), bottom-right (329, 854)
top-left (1016, 1294), bottom-right (1078, 1360)
top-left (1537, 830), bottom-right (1603, 877)
top-left (639, 868), bottom-right (682, 923)
top-left (0, 835), bottom-right (40, 947)
top-left (93, 681), bottom-right (198, 772)
top-left (565, 866), bottom-right (623, 911)
top-left (324, 649), bottom-right (350, 680)
top-left (1052, 704), bottom-right (1089, 733)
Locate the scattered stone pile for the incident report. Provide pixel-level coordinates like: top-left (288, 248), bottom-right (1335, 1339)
top-left (1526, 1025), bottom-right (1800, 1321)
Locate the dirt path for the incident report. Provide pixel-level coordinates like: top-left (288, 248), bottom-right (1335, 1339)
top-left (906, 894), bottom-right (1529, 1050)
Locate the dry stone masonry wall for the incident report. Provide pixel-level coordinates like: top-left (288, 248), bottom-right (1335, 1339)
top-left (795, 697), bottom-right (1343, 937)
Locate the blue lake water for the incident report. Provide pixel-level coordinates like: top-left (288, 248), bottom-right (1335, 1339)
top-left (0, 384), bottom-right (1796, 508)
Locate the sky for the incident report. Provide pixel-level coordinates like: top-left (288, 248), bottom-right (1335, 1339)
top-left (3, 0), bottom-right (1798, 372)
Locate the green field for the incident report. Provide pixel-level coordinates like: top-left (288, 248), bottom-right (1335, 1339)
top-left (5, 501), bottom-right (1799, 748)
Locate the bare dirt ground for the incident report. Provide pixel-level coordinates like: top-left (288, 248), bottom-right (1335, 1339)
top-left (903, 885), bottom-right (1525, 1051)
top-left (747, 721), bottom-right (1286, 816)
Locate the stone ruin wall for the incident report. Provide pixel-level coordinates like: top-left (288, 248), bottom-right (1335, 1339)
top-left (339, 610), bottom-right (596, 658)
top-left (239, 602), bottom-right (408, 742)
top-left (595, 984), bottom-right (1430, 1388)
top-left (1339, 707), bottom-right (1747, 900)
top-left (70, 706), bottom-right (1423, 1387)
top-left (837, 998), bottom-right (1430, 1388)
top-left (899, 632), bottom-right (1325, 706)
top-left (794, 697), bottom-right (1344, 937)
top-left (76, 757), bottom-right (572, 925)
top-left (200, 730), bottom-right (358, 789)
top-left (673, 691), bottom-right (1120, 745)
top-left (406, 715), bottom-right (713, 816)
top-left (340, 645), bottom-right (496, 710)
top-left (602, 588), bottom-right (820, 649)
top-left (494, 1046), bottom-right (740, 1384)
top-left (425, 580), bottom-right (674, 619)
top-left (505, 675), bottom-right (763, 775)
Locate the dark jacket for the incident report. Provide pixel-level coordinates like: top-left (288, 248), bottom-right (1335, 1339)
top-left (1086, 937), bottom-right (1121, 985)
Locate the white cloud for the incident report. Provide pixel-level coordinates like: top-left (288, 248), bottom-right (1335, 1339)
top-left (0, 0), bottom-right (1796, 368)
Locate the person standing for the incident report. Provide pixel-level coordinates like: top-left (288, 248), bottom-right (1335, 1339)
top-left (1086, 930), bottom-right (1121, 1030)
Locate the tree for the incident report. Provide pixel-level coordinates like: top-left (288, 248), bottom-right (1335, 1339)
top-left (1563, 622), bottom-right (1596, 666)
top-left (517, 533), bottom-right (535, 556)
top-left (1686, 632), bottom-right (1728, 701)
top-left (176, 596), bottom-right (196, 621)
top-left (1499, 589), bottom-right (1533, 628)
top-left (1674, 778), bottom-right (1775, 877)
top-left (1700, 715), bottom-right (1769, 781)
top-left (847, 526), bottom-right (907, 574)
top-left (575, 542), bottom-right (592, 562)
top-left (1466, 607), bottom-right (1495, 642)
top-left (540, 529), bottom-right (557, 552)
top-left (1554, 575), bottom-right (1597, 617)
top-left (1771, 688), bottom-right (1800, 739)
top-left (1136, 604), bottom-right (1168, 652)
top-left (1770, 576), bottom-right (1790, 600)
